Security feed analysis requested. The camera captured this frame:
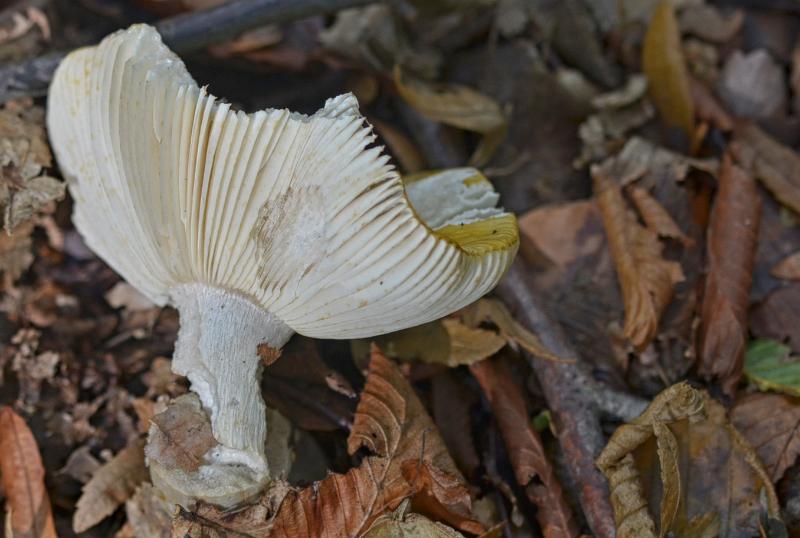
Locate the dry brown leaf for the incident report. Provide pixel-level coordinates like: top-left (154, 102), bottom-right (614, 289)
top-left (688, 76), bottom-right (733, 133)
top-left (598, 384), bottom-right (783, 538)
top-left (460, 298), bottom-right (572, 363)
top-left (592, 156), bottom-right (684, 350)
top-left (145, 394), bottom-right (218, 473)
top-left (678, 4), bottom-right (743, 44)
top-left (371, 117), bottom-right (425, 174)
top-left (626, 184), bottom-right (691, 246)
top-left (268, 348), bottom-right (482, 537)
top-left (734, 122), bottom-right (800, 215)
top-left (751, 283), bottom-right (800, 353)
top-left (0, 108), bottom-right (64, 233)
top-left (73, 439), bottom-right (149, 533)
top-left (470, 358), bottom-right (579, 538)
top-left (731, 393), bottom-right (800, 483)
top-left (393, 65), bottom-right (507, 166)
top-left (0, 219), bottom-right (32, 281)
top-left (0, 406), bottom-right (57, 538)
top-left (362, 503), bottom-right (465, 537)
top-left (597, 383), bottom-right (705, 538)
top-left (772, 251), bottom-right (800, 280)
top-left (699, 153), bottom-right (761, 395)
top-left (642, 0), bottom-right (695, 136)
top-left (441, 319), bottom-right (506, 367)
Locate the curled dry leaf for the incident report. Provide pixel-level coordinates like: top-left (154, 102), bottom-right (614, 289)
top-left (678, 4), bottom-right (743, 44)
top-left (734, 121), bottom-right (800, 215)
top-left (598, 383), bottom-right (783, 538)
top-left (145, 393), bottom-right (218, 473)
top-left (699, 153), bottom-right (761, 395)
top-left (73, 439), bottom-right (149, 533)
top-left (460, 298), bottom-right (571, 363)
top-left (642, 0), bottom-right (695, 136)
top-left (470, 357), bottom-right (579, 538)
top-left (440, 319), bottom-right (506, 367)
top-left (268, 348), bottom-right (482, 537)
top-left (393, 65), bottom-right (507, 166)
top-left (731, 393), bottom-right (800, 483)
top-left (772, 251), bottom-right (800, 280)
top-left (597, 382), bottom-right (705, 538)
top-left (626, 184), bottom-right (691, 246)
top-left (362, 502), bottom-right (465, 537)
top-left (0, 407), bottom-right (57, 538)
top-left (688, 76), bottom-right (733, 133)
top-left (125, 483), bottom-right (173, 538)
top-left (592, 156), bottom-right (684, 350)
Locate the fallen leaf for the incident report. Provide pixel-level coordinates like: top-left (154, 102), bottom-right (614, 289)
top-left (470, 357), bottom-right (579, 538)
top-left (393, 65), bottom-right (507, 165)
top-left (440, 319), bottom-right (506, 367)
top-left (73, 439), bottom-right (149, 533)
top-left (0, 108), bottom-right (64, 233)
top-left (592, 156), bottom-right (684, 350)
top-left (678, 4), bottom-right (744, 43)
top-left (0, 220), bottom-right (32, 281)
top-left (750, 283), bottom-right (800, 354)
top-left (597, 383), bottom-right (783, 537)
top-left (731, 393), bottom-right (800, 483)
top-left (642, 0), bottom-right (695, 136)
top-left (58, 446), bottom-right (102, 484)
top-left (743, 339), bottom-right (800, 397)
top-left (145, 394), bottom-right (218, 473)
top-left (268, 348), bottom-right (482, 537)
top-left (0, 407), bottom-right (57, 538)
top-left (459, 298), bottom-right (571, 363)
top-left (432, 374), bottom-right (480, 476)
top-left (125, 483), bottom-right (173, 538)
top-left (597, 382), bottom-right (705, 538)
top-left (772, 251), bottom-right (800, 280)
top-left (699, 153), bottom-right (761, 395)
top-left (104, 282), bottom-right (156, 311)
top-left (626, 184), bottom-right (691, 245)
top-left (371, 117), bottom-right (426, 174)
top-left (689, 76), bottom-right (734, 133)
top-left (362, 503), bottom-right (466, 537)
top-left (733, 121), bottom-right (800, 215)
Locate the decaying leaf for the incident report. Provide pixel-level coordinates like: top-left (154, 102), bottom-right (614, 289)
top-left (0, 108), bottom-right (64, 232)
top-left (750, 283), bottom-right (800, 354)
top-left (642, 0), bottom-right (695, 136)
top-left (733, 121), bottom-right (800, 215)
top-left (731, 393), bottom-right (800, 483)
top-left (597, 383), bottom-right (705, 538)
top-left (0, 406), bottom-right (57, 538)
top-left (699, 153), bottom-right (761, 395)
top-left (743, 339), bottom-right (800, 397)
top-left (626, 185), bottom-right (691, 245)
top-left (73, 439), bottom-right (149, 533)
top-left (268, 348), bottom-right (482, 537)
top-left (592, 155), bottom-right (684, 350)
top-left (362, 502), bottom-right (466, 537)
top-left (598, 383), bottom-right (783, 538)
top-left (145, 393), bottom-right (218, 473)
top-left (678, 4), bottom-right (743, 44)
top-left (772, 251), bottom-right (800, 280)
top-left (459, 298), bottom-right (571, 363)
top-left (0, 219), bottom-right (32, 281)
top-left (440, 319), bottom-right (506, 367)
top-left (470, 358), bottom-right (579, 538)
top-left (689, 76), bottom-right (733, 133)
top-left (393, 65), bottom-right (507, 165)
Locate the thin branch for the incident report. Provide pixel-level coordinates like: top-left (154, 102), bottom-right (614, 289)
top-left (0, 0), bottom-right (376, 103)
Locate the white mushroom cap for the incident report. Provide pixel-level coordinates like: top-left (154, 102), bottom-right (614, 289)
top-left (47, 24), bottom-right (518, 339)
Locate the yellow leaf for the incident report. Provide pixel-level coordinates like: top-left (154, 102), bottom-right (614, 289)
top-left (642, 0), bottom-right (695, 136)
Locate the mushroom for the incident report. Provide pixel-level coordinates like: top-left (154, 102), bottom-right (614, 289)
top-left (47, 24), bottom-right (518, 507)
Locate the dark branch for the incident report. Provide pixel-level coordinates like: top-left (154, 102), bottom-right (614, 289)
top-left (0, 0), bottom-right (376, 103)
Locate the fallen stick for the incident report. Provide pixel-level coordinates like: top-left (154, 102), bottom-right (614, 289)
top-left (0, 0), bottom-right (374, 103)
top-left (496, 260), bottom-right (622, 538)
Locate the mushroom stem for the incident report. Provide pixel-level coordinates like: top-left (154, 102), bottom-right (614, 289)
top-left (147, 283), bottom-right (293, 507)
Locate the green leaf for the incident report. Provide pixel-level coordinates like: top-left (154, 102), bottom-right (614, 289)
top-left (745, 339), bottom-right (800, 397)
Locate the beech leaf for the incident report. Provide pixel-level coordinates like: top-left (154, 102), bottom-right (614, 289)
top-left (268, 348), bottom-right (482, 537)
top-left (743, 339), bottom-right (800, 397)
top-left (592, 155), bottom-right (684, 350)
top-left (73, 439), bottom-right (149, 533)
top-left (470, 358), bottom-right (579, 538)
top-left (642, 0), bottom-right (695, 136)
top-left (699, 153), bottom-right (761, 395)
top-left (731, 393), bottom-right (800, 483)
top-left (0, 407), bottom-right (57, 538)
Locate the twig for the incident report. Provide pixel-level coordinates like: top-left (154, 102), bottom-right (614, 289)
top-left (0, 0), bottom-right (376, 103)
top-left (495, 260), bottom-right (619, 538)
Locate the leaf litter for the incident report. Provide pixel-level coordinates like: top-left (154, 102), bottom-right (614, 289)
top-left (5, 1), bottom-right (800, 537)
